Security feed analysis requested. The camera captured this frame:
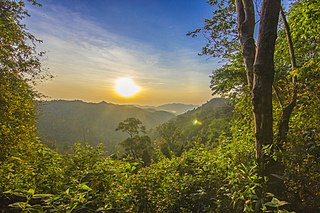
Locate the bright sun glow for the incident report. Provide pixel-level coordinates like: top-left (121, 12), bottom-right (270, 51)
top-left (115, 77), bottom-right (141, 97)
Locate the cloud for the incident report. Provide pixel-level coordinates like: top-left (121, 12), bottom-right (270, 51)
top-left (27, 4), bottom-right (216, 104)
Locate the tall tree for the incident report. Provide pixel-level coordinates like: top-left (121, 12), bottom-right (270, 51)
top-left (247, 0), bottom-right (281, 173)
top-left (116, 118), bottom-right (153, 164)
top-left (190, 0), bottom-right (281, 174)
top-left (115, 117), bottom-right (146, 139)
top-left (0, 0), bottom-right (45, 160)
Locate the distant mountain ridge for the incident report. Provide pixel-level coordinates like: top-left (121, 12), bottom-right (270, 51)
top-left (36, 100), bottom-right (175, 153)
top-left (155, 103), bottom-right (198, 115)
top-left (137, 103), bottom-right (198, 115)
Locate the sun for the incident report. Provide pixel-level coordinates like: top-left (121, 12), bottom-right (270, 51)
top-left (115, 77), bottom-right (141, 98)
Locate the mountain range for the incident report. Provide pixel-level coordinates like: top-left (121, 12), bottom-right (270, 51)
top-left (36, 99), bottom-right (230, 153)
top-left (36, 100), bottom-right (186, 153)
top-left (138, 103), bottom-right (198, 115)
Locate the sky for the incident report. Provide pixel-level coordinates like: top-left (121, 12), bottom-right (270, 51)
top-left (26, 0), bottom-right (219, 106)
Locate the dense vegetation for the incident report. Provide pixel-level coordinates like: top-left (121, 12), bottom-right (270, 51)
top-left (0, 0), bottom-right (319, 212)
top-left (153, 98), bottom-right (233, 158)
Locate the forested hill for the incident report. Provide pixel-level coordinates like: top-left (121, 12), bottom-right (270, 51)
top-left (157, 98), bottom-right (233, 142)
top-left (174, 98), bottom-right (233, 140)
top-left (154, 98), bottom-right (233, 150)
top-left (36, 100), bottom-right (175, 153)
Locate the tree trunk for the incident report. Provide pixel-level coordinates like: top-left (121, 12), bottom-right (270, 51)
top-left (252, 0), bottom-right (281, 174)
top-left (236, 0), bottom-right (281, 174)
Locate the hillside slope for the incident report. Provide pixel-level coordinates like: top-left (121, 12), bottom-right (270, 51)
top-left (153, 98), bottom-right (234, 154)
top-left (174, 98), bottom-right (233, 142)
top-left (36, 100), bottom-right (175, 153)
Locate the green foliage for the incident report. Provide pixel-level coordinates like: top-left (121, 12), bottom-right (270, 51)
top-left (116, 117), bottom-right (146, 138)
top-left (102, 145), bottom-right (233, 212)
top-left (0, 0), bottom-right (47, 160)
top-left (0, 75), bottom-right (37, 160)
top-left (281, 96), bottom-right (320, 210)
top-left (210, 52), bottom-right (247, 98)
top-left (0, 0), bottom-right (43, 79)
top-left (0, 144), bottom-right (61, 192)
top-left (0, 1), bottom-right (59, 211)
top-left (173, 99), bottom-right (233, 143)
top-left (272, 1), bottom-right (320, 211)
top-left (0, 0), bottom-right (50, 196)
top-left (155, 98), bottom-right (234, 157)
top-left (4, 189), bottom-right (50, 213)
top-left (0, 0), bottom-right (42, 159)
top-left (0, 140), bottom-right (300, 213)
top-left (156, 121), bottom-right (184, 157)
top-left (187, 0), bottom-right (238, 59)
top-left (193, 0), bottom-right (320, 211)
top-left (116, 118), bottom-right (154, 165)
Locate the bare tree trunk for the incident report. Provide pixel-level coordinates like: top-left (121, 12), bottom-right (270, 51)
top-left (236, 0), bottom-right (281, 171)
top-left (236, 0), bottom-right (281, 175)
top-left (252, 0), bottom-right (281, 174)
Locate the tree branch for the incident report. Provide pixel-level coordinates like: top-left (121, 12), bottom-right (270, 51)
top-left (277, 6), bottom-right (298, 145)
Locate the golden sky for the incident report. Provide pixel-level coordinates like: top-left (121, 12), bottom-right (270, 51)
top-left (30, 1), bottom-right (217, 105)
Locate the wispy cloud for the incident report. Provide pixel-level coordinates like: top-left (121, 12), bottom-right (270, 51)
top-left (27, 4), bottom-right (216, 105)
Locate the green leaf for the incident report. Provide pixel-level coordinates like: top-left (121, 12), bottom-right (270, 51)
top-left (80, 183), bottom-right (92, 191)
top-left (9, 202), bottom-right (30, 209)
top-left (3, 190), bottom-right (25, 198)
top-left (264, 201), bottom-right (277, 207)
top-left (27, 189), bottom-right (35, 195)
top-left (32, 194), bottom-right (52, 199)
top-left (277, 200), bottom-right (289, 207)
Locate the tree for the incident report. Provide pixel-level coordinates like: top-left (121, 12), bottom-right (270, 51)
top-left (0, 0), bottom-right (45, 160)
top-left (274, 0), bottom-right (320, 146)
top-left (0, 1), bottom-right (64, 208)
top-left (273, 1), bottom-right (320, 209)
top-left (115, 117), bottom-right (146, 139)
top-left (191, 0), bottom-right (320, 210)
top-left (156, 121), bottom-right (183, 158)
top-left (0, 0), bottom-right (44, 81)
top-left (190, 0), bottom-right (281, 174)
top-left (116, 118), bottom-right (152, 164)
top-left (238, 0), bottom-right (281, 174)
